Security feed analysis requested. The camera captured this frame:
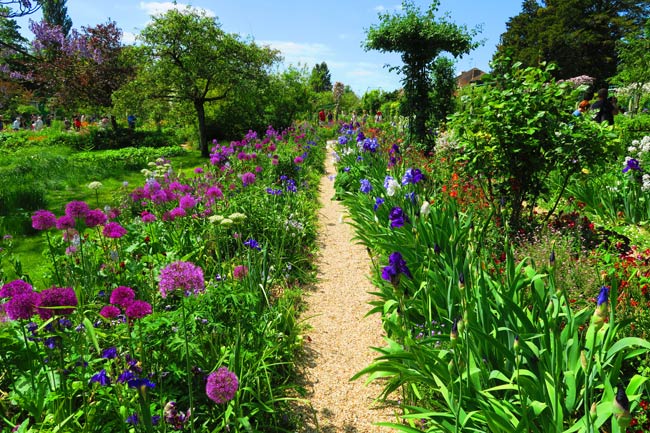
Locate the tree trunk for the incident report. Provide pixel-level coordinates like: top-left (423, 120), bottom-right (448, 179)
top-left (194, 99), bottom-right (209, 158)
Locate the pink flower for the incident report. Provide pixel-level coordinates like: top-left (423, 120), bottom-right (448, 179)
top-left (32, 210), bottom-right (57, 230)
top-left (110, 286), bottom-right (135, 308)
top-left (103, 222), bottom-right (127, 238)
top-left (294, 156), bottom-right (304, 164)
top-left (100, 305), bottom-right (121, 319)
top-left (36, 287), bottom-right (78, 319)
top-left (233, 265), bottom-right (248, 280)
top-left (125, 300), bottom-right (152, 319)
top-left (241, 172), bottom-right (256, 187)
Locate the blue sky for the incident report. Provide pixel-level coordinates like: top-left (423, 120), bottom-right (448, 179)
top-left (14, 0), bottom-right (523, 95)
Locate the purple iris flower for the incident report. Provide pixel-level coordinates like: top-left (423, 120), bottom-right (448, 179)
top-left (360, 179), bottom-right (372, 194)
top-left (381, 252), bottom-right (412, 287)
top-left (623, 158), bottom-right (641, 173)
top-left (374, 197), bottom-right (384, 211)
top-left (597, 286), bottom-right (609, 306)
top-left (389, 207), bottom-right (409, 228)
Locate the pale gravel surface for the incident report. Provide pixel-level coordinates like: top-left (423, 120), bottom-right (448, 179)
top-left (293, 141), bottom-right (397, 432)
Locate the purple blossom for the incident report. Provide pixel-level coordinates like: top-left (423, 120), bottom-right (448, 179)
top-left (102, 346), bottom-right (118, 359)
top-left (294, 155), bottom-right (304, 164)
top-left (110, 286), bottom-right (135, 308)
top-left (389, 207), bottom-right (409, 229)
top-left (597, 286), bottom-right (609, 306)
top-left (3, 291), bottom-right (39, 320)
top-left (374, 197), bottom-right (384, 211)
top-left (164, 401), bottom-right (191, 430)
top-left (362, 137), bottom-right (379, 152)
top-left (233, 265), bottom-right (248, 280)
top-left (127, 377), bottom-right (155, 389)
top-left (126, 414), bottom-right (138, 425)
top-left (99, 305), bottom-right (121, 319)
top-left (402, 168), bottom-right (424, 185)
top-left (140, 211), bottom-right (157, 223)
top-left (623, 158), bottom-right (641, 173)
top-left (179, 195), bottom-right (197, 209)
top-left (158, 261), bottom-right (205, 298)
top-left (65, 201), bottom-right (90, 219)
top-left (90, 369), bottom-right (111, 386)
top-left (360, 179), bottom-right (372, 194)
top-left (85, 209), bottom-right (108, 228)
top-left (125, 300), bottom-right (152, 319)
top-left (205, 186), bottom-right (223, 199)
top-left (168, 207), bottom-right (187, 220)
top-left (103, 222), bottom-right (127, 238)
top-left (381, 252), bottom-right (413, 287)
top-left (206, 367), bottom-right (239, 404)
top-left (244, 238), bottom-right (261, 250)
top-left (56, 215), bottom-right (76, 230)
top-left (241, 172), bottom-right (256, 186)
top-left (31, 210), bottom-right (57, 230)
top-left (0, 279), bottom-right (34, 298)
top-left (36, 287), bottom-right (78, 319)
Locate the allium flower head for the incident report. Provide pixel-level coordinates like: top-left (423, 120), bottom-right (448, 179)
top-left (99, 305), bottom-right (121, 319)
top-left (241, 172), bottom-right (256, 186)
top-left (85, 209), bottom-right (107, 228)
top-left (141, 211), bottom-right (157, 223)
top-left (103, 222), bottom-right (127, 238)
top-left (36, 286), bottom-right (78, 319)
top-left (87, 181), bottom-right (103, 190)
top-left (158, 261), bottom-right (205, 298)
top-left (293, 155), bottom-right (304, 164)
top-left (0, 279), bottom-right (33, 298)
top-left (4, 291), bottom-right (39, 320)
top-left (125, 300), bottom-right (152, 319)
top-left (233, 265), bottom-right (248, 280)
top-left (31, 209), bottom-right (57, 231)
top-left (65, 200), bottom-right (90, 219)
top-left (56, 215), bottom-right (76, 230)
top-left (206, 367), bottom-right (239, 404)
top-left (110, 286), bottom-right (135, 308)
top-left (179, 194), bottom-right (197, 209)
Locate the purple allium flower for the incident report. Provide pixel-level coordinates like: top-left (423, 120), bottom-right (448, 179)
top-left (597, 286), bottom-right (609, 306)
top-left (3, 292), bottom-right (39, 320)
top-left (194, 167), bottom-right (204, 174)
top-left (244, 238), bottom-right (261, 250)
top-left (102, 346), bottom-right (118, 359)
top-left (623, 158), bottom-right (641, 173)
top-left (241, 172), bottom-right (256, 187)
top-left (294, 155), bottom-right (304, 164)
top-left (103, 222), bottom-right (127, 238)
top-left (179, 195), bottom-right (197, 209)
top-left (388, 207), bottom-right (409, 229)
top-left (360, 179), bottom-right (372, 194)
top-left (233, 265), bottom-right (248, 280)
top-left (0, 279), bottom-right (33, 298)
top-left (141, 211), bottom-right (157, 223)
top-left (206, 186), bottom-right (224, 199)
top-left (168, 207), bottom-right (187, 220)
top-left (65, 200), bottom-right (90, 219)
top-left (110, 286), bottom-right (135, 308)
top-left (90, 369), bottom-right (111, 386)
top-left (84, 209), bottom-right (107, 228)
top-left (31, 210), bottom-right (57, 230)
top-left (56, 215), bottom-right (76, 230)
top-left (373, 197), bottom-right (384, 211)
top-left (158, 261), bottom-right (205, 299)
top-left (402, 168), bottom-right (424, 185)
top-left (125, 300), bottom-right (152, 319)
top-left (99, 305), bottom-right (121, 319)
top-left (36, 287), bottom-right (78, 320)
top-left (381, 252), bottom-right (412, 286)
top-left (206, 367), bottom-right (239, 404)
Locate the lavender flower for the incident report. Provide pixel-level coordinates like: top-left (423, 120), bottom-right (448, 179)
top-left (102, 222), bottom-right (127, 238)
top-left (31, 210), bottom-right (57, 231)
top-left (158, 261), bottom-right (205, 298)
top-left (206, 367), bottom-right (239, 404)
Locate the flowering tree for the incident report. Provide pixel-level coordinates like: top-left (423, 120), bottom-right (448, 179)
top-left (26, 19), bottom-right (134, 119)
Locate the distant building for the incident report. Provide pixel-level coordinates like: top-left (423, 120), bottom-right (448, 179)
top-left (456, 68), bottom-right (486, 88)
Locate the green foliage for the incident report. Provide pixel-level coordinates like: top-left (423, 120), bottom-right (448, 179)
top-left (495, 0), bottom-right (650, 86)
top-left (364, 0), bottom-right (479, 150)
top-left (308, 61), bottom-right (332, 93)
top-left (449, 60), bottom-right (615, 229)
top-left (612, 19), bottom-right (650, 114)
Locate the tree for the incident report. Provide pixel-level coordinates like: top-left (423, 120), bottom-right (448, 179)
top-left (496, 0), bottom-right (650, 87)
top-left (41, 0), bottom-right (71, 36)
top-left (428, 56), bottom-right (456, 128)
top-left (0, 0), bottom-right (41, 18)
top-left (0, 7), bottom-right (30, 111)
top-left (309, 61), bottom-right (332, 93)
top-left (364, 0), bottom-right (479, 150)
top-left (137, 7), bottom-right (280, 157)
top-left (27, 19), bottom-right (134, 120)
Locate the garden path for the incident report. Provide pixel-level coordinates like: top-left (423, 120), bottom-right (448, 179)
top-left (293, 141), bottom-right (396, 432)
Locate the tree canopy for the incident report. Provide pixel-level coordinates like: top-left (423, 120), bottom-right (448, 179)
top-left (41, 0), bottom-right (72, 36)
top-left (309, 61), bottom-right (332, 93)
top-left (496, 0), bottom-right (650, 87)
top-left (137, 6), bottom-right (280, 157)
top-left (364, 0), bottom-right (479, 150)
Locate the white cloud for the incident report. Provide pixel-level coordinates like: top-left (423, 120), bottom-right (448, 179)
top-left (121, 31), bottom-right (137, 45)
top-left (139, 1), bottom-right (216, 18)
top-left (260, 40), bottom-right (335, 67)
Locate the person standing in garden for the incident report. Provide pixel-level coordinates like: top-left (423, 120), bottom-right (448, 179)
top-left (591, 88), bottom-right (615, 125)
top-left (12, 117), bottom-right (20, 131)
top-left (318, 109), bottom-right (326, 125)
top-left (573, 100), bottom-right (591, 117)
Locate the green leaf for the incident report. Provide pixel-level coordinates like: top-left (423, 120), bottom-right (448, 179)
top-left (83, 317), bottom-right (100, 354)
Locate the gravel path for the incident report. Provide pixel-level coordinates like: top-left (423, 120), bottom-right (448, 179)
top-left (293, 141), bottom-right (396, 432)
